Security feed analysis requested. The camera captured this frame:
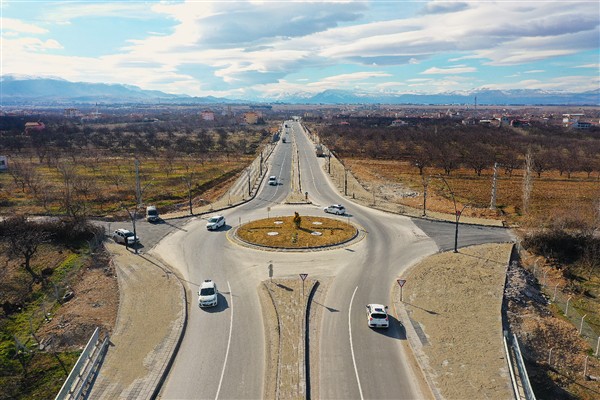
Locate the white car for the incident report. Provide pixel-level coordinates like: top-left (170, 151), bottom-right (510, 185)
top-left (324, 204), bottom-right (346, 215)
top-left (206, 215), bottom-right (226, 231)
top-left (268, 175), bottom-right (278, 186)
top-left (112, 229), bottom-right (139, 246)
top-left (366, 304), bottom-right (389, 328)
top-left (198, 280), bottom-right (218, 307)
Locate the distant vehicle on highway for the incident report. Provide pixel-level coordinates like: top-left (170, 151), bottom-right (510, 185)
top-left (198, 279), bottom-right (218, 307)
top-left (324, 204), bottom-right (346, 215)
top-left (366, 304), bottom-right (389, 328)
top-left (206, 215), bottom-right (226, 231)
top-left (112, 228), bottom-right (139, 246)
top-left (268, 176), bottom-right (278, 186)
top-left (146, 205), bottom-right (159, 222)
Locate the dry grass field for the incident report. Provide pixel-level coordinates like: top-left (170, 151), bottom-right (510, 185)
top-left (0, 154), bottom-right (252, 217)
top-left (345, 158), bottom-right (600, 226)
top-left (236, 215), bottom-right (357, 249)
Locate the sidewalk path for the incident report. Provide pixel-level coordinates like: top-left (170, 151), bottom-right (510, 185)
top-left (90, 243), bottom-right (185, 400)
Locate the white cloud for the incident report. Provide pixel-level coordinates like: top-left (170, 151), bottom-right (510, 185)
top-left (573, 63), bottom-right (600, 69)
top-left (2, 17), bottom-right (48, 34)
top-left (43, 2), bottom-right (158, 22)
top-left (483, 75), bottom-right (599, 92)
top-left (309, 71), bottom-right (392, 86)
top-left (421, 66), bottom-right (476, 75)
top-left (2, 0), bottom-right (598, 97)
top-left (524, 70), bottom-right (545, 74)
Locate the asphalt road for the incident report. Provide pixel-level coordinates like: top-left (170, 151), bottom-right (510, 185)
top-left (146, 120), bottom-right (513, 399)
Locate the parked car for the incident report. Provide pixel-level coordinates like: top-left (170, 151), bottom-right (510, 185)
top-left (146, 205), bottom-right (159, 222)
top-left (268, 176), bottom-right (278, 186)
top-left (112, 228), bottom-right (139, 246)
top-left (198, 279), bottom-right (218, 307)
top-left (206, 215), bottom-right (226, 231)
top-left (324, 204), bottom-right (346, 215)
top-left (366, 304), bottom-right (389, 328)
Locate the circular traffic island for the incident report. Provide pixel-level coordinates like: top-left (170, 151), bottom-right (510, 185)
top-left (235, 214), bottom-right (358, 250)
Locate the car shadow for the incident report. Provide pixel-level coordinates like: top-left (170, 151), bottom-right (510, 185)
top-left (199, 293), bottom-right (229, 313)
top-left (370, 315), bottom-right (407, 340)
top-left (126, 243), bottom-right (145, 252)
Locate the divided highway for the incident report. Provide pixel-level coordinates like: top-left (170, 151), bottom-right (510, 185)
top-left (154, 120), bottom-right (512, 399)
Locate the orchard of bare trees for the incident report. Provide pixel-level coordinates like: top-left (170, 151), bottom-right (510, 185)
top-left (316, 117), bottom-right (600, 179)
top-left (0, 112), bottom-right (273, 217)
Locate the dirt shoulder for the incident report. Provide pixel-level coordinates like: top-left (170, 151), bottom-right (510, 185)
top-left (90, 243), bottom-right (184, 400)
top-left (395, 243), bottom-right (514, 400)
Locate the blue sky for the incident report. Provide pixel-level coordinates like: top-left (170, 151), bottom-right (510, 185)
top-left (2, 0), bottom-right (599, 99)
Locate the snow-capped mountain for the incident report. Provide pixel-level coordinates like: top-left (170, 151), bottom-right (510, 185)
top-left (1, 75), bottom-right (598, 105)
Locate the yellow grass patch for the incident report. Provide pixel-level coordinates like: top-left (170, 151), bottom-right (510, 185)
top-left (236, 215), bottom-right (356, 249)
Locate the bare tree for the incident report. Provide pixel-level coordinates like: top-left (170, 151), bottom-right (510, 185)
top-left (523, 148), bottom-right (533, 215)
top-left (499, 150), bottom-right (520, 177)
top-left (434, 144), bottom-right (460, 176)
top-left (2, 217), bottom-right (51, 284)
top-left (181, 163), bottom-right (196, 215)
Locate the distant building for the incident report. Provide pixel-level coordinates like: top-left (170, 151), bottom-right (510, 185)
top-left (0, 156), bottom-right (7, 171)
top-left (201, 110), bottom-right (215, 121)
top-left (573, 121), bottom-right (592, 129)
top-left (562, 114), bottom-right (591, 129)
top-left (562, 113), bottom-right (585, 127)
top-left (24, 121), bottom-right (45, 133)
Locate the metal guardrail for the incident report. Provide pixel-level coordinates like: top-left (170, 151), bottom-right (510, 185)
top-left (55, 327), bottom-right (109, 400)
top-left (502, 248), bottom-right (537, 400)
top-left (504, 331), bottom-right (536, 400)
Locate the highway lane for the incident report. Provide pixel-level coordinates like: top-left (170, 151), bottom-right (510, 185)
top-left (290, 120), bottom-right (437, 398)
top-left (155, 119), bottom-right (513, 399)
top-left (157, 123), bottom-right (299, 399)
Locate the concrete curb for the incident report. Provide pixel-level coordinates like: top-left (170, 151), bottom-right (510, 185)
top-left (393, 297), bottom-right (443, 400)
top-left (150, 255), bottom-right (188, 400)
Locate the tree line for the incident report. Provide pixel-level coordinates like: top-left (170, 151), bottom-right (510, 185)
top-left (315, 117), bottom-right (600, 178)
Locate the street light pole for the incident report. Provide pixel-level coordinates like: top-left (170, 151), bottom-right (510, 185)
top-left (123, 205), bottom-right (139, 255)
top-left (438, 175), bottom-right (468, 253)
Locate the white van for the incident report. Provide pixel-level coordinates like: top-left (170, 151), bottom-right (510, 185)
top-left (146, 205), bottom-right (159, 222)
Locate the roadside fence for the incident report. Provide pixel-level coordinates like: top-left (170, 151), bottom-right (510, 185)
top-left (523, 258), bottom-right (600, 358)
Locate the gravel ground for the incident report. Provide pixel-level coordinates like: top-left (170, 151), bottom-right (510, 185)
top-left (259, 278), bottom-right (315, 400)
top-left (396, 243), bottom-right (514, 400)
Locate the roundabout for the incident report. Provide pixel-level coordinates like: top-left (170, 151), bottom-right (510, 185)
top-left (231, 213), bottom-right (361, 250)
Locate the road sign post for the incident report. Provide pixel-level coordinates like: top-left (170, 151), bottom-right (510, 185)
top-left (268, 263), bottom-right (273, 281)
top-left (300, 273), bottom-right (308, 299)
top-left (397, 279), bottom-right (407, 302)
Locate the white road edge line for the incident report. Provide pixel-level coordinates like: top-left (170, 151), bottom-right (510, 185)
top-left (215, 281), bottom-right (233, 400)
top-left (349, 285), bottom-right (364, 400)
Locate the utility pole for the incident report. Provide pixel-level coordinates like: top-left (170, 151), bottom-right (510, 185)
top-left (135, 159), bottom-right (142, 207)
top-left (344, 168), bottom-right (348, 196)
top-left (490, 162), bottom-right (498, 210)
top-left (247, 168), bottom-right (251, 197)
top-left (260, 150), bottom-right (263, 177)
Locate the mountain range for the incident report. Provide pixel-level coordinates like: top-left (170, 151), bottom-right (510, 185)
top-left (1, 75), bottom-right (598, 106)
